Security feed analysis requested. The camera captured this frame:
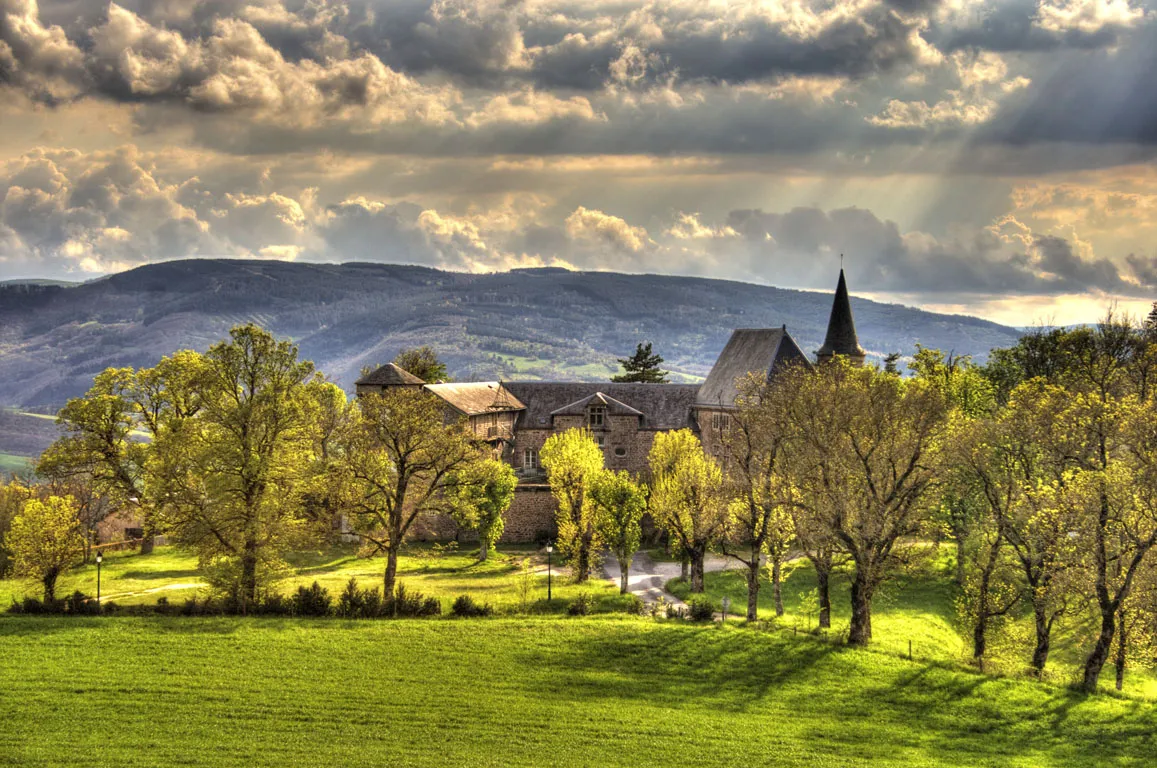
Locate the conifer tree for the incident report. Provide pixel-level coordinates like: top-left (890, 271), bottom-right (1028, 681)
top-left (611, 343), bottom-right (669, 383)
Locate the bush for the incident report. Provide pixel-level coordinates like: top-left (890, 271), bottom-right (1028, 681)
top-left (383, 583), bottom-right (441, 618)
top-left (687, 595), bottom-right (715, 622)
top-left (290, 582), bottom-right (332, 617)
top-left (336, 577), bottom-right (383, 619)
top-left (624, 594), bottom-right (646, 616)
top-left (253, 593), bottom-right (292, 616)
top-left (451, 594), bottom-right (492, 617)
top-left (567, 591), bottom-right (593, 616)
top-left (65, 591), bottom-right (100, 615)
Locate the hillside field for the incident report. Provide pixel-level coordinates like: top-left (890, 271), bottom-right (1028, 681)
top-left (2, 614), bottom-right (1155, 767)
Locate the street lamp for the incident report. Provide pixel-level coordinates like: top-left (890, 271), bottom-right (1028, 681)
top-left (546, 544), bottom-right (553, 601)
top-left (96, 552), bottom-right (103, 605)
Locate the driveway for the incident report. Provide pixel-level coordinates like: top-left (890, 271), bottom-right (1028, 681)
top-left (601, 551), bottom-right (746, 607)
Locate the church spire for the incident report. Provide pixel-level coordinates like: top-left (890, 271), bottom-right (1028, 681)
top-left (816, 267), bottom-right (866, 366)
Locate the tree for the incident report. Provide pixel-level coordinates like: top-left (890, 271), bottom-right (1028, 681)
top-left (448, 458), bottom-right (518, 561)
top-left (724, 374), bottom-right (798, 620)
top-left (338, 387), bottom-right (482, 593)
top-left (393, 346), bottom-right (450, 383)
top-left (0, 479), bottom-right (35, 578)
top-left (158, 325), bottom-right (325, 607)
top-left (649, 429), bottom-right (727, 593)
top-left (591, 470), bottom-right (647, 594)
top-left (540, 428), bottom-right (605, 582)
top-left (611, 342), bottom-right (669, 383)
top-left (786, 358), bottom-right (948, 646)
top-left (4, 495), bottom-right (84, 601)
top-left (883, 352), bottom-right (902, 375)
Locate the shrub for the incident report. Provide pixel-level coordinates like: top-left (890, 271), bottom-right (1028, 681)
top-left (336, 577), bottom-right (383, 619)
top-left (65, 591), bottom-right (100, 615)
top-left (384, 583), bottom-right (441, 618)
top-left (624, 594), bottom-right (646, 616)
top-left (451, 594), bottom-right (492, 617)
top-left (687, 595), bottom-right (715, 622)
top-left (567, 591), bottom-right (593, 616)
top-left (254, 593), bottom-right (292, 616)
top-left (290, 582), bottom-right (332, 617)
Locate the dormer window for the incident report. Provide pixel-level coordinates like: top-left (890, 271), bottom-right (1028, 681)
top-left (589, 405), bottom-right (606, 428)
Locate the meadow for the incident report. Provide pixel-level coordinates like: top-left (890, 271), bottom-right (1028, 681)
top-left (3, 614), bottom-right (1156, 767)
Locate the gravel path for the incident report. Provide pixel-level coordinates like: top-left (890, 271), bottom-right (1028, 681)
top-left (600, 552), bottom-right (744, 607)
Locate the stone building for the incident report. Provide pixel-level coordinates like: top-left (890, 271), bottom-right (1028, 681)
top-left (354, 270), bottom-right (864, 542)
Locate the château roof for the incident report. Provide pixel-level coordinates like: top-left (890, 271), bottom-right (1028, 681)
top-left (425, 382), bottom-right (525, 417)
top-left (816, 269), bottom-right (866, 360)
top-left (695, 327), bottom-right (809, 408)
top-left (355, 362), bottom-right (425, 387)
top-left (504, 382), bottom-right (700, 431)
top-left (550, 392), bottom-right (645, 419)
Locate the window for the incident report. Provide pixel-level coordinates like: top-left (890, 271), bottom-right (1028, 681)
top-left (614, 447), bottom-right (627, 458)
top-left (711, 412), bottom-right (732, 433)
top-left (589, 406), bottom-right (606, 428)
top-left (524, 447), bottom-right (539, 469)
top-left (596, 435), bottom-right (606, 449)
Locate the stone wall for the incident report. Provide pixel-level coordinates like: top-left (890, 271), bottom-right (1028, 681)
top-left (405, 485), bottom-right (557, 544)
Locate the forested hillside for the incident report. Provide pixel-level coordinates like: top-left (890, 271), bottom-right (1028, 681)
top-left (0, 259), bottom-right (1021, 410)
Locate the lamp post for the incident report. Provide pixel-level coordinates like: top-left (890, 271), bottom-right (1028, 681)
top-left (546, 544), bottom-right (553, 602)
top-left (96, 552), bottom-right (103, 605)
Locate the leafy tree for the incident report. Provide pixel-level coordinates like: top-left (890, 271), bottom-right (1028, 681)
top-left (591, 469), bottom-right (647, 594)
top-left (785, 358), bottom-right (948, 646)
top-left (540, 428), bottom-right (604, 582)
top-left (724, 374), bottom-right (798, 620)
top-left (448, 458), bottom-right (518, 561)
top-left (883, 352), bottom-right (902, 375)
top-left (0, 479), bottom-right (35, 578)
top-left (393, 346), bottom-right (450, 383)
top-left (611, 342), bottom-right (669, 383)
top-left (5, 495), bottom-right (84, 601)
top-left (649, 429), bottom-right (727, 593)
top-left (158, 325), bottom-right (324, 607)
top-left (337, 387), bottom-right (482, 593)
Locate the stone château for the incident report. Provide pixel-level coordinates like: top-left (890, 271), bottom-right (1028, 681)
top-left (355, 270), bottom-right (865, 542)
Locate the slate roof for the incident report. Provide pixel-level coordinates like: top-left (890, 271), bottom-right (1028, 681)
top-left (550, 392), bottom-right (645, 419)
top-left (504, 382), bottom-right (700, 430)
top-left (816, 269), bottom-right (866, 360)
top-left (355, 362), bottom-right (425, 387)
top-left (695, 327), bottom-right (810, 408)
top-left (424, 382), bottom-right (526, 416)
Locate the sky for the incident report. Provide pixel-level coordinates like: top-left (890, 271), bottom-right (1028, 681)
top-left (1, 0), bottom-right (1156, 325)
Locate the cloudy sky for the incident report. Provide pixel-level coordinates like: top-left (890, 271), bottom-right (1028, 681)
top-left (2, 0), bottom-right (1156, 324)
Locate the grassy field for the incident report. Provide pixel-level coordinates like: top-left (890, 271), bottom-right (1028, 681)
top-left (2, 615), bottom-right (1155, 767)
top-left (0, 544), bottom-right (627, 613)
top-left (0, 452), bottom-right (32, 476)
top-left (668, 551), bottom-right (1157, 698)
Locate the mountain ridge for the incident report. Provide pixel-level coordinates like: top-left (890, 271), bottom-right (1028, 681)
top-left (0, 259), bottom-right (1023, 411)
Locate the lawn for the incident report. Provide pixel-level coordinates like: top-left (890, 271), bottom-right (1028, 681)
top-left (1, 615), bottom-right (1155, 767)
top-left (667, 549), bottom-right (1157, 699)
top-left (0, 452), bottom-right (32, 476)
top-left (0, 544), bottom-right (628, 614)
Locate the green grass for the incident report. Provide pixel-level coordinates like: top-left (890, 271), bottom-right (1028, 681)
top-left (1, 615), bottom-right (1154, 767)
top-left (0, 453), bottom-right (32, 475)
top-left (0, 544), bottom-right (627, 614)
top-left (668, 550), bottom-right (1157, 699)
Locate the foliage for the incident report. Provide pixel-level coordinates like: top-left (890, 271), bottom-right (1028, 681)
top-left (610, 342), bottom-right (669, 383)
top-left (4, 495), bottom-right (84, 601)
top-left (384, 583), bottom-right (442, 617)
top-left (447, 458), bottom-right (517, 561)
top-left (393, 346), bottom-right (450, 383)
top-left (590, 469), bottom-right (647, 594)
top-left (567, 591), bottom-right (594, 616)
top-left (624, 594), bottom-right (646, 615)
top-left (336, 577), bottom-right (383, 619)
top-left (540, 428), bottom-right (605, 582)
top-left (290, 581), bottom-right (333, 617)
top-left (687, 594), bottom-right (715, 621)
top-left (0, 479), bottom-right (34, 578)
top-left (648, 429), bottom-right (727, 593)
top-left (451, 594), bottom-right (493, 617)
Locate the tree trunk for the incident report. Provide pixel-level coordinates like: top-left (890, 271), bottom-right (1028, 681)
top-left (478, 535), bottom-right (491, 562)
top-left (139, 533), bottom-right (155, 556)
top-left (772, 558), bottom-right (784, 617)
top-left (575, 541), bottom-right (591, 583)
top-left (1030, 602), bottom-right (1052, 674)
top-left (619, 559), bottom-right (629, 595)
top-left (745, 559), bottom-right (760, 621)
top-left (848, 569), bottom-right (874, 646)
top-left (1082, 598), bottom-right (1116, 692)
top-left (240, 540), bottom-right (259, 610)
top-left (1115, 608), bottom-right (1127, 692)
top-left (955, 535), bottom-right (966, 587)
top-left (816, 565), bottom-right (831, 629)
top-left (689, 549), bottom-right (705, 593)
top-left (384, 547), bottom-right (399, 595)
top-left (42, 568), bottom-right (58, 602)
top-left (680, 553), bottom-right (689, 582)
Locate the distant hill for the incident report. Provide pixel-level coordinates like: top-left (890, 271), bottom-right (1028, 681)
top-left (0, 259), bottom-right (1023, 413)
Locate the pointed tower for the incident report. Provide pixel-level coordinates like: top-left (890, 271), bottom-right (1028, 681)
top-left (816, 268), bottom-right (866, 366)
